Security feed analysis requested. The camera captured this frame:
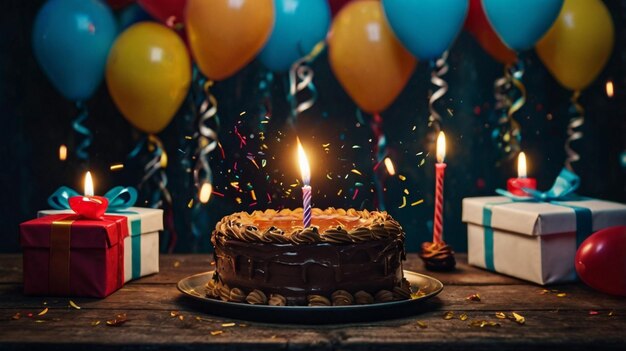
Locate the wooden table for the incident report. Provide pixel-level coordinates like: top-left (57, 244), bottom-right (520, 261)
top-left (1, 254), bottom-right (625, 350)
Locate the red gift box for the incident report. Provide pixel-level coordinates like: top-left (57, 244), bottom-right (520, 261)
top-left (19, 214), bottom-right (129, 298)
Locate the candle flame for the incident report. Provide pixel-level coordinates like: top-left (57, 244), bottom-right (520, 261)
top-left (518, 152), bottom-right (527, 178)
top-left (84, 171), bottom-right (94, 196)
top-left (297, 138), bottom-right (311, 186)
top-left (436, 131), bottom-right (446, 163)
top-left (58, 145), bottom-right (67, 161)
top-left (199, 182), bottom-right (213, 204)
top-left (606, 80), bottom-right (614, 98)
top-left (384, 157), bottom-right (396, 176)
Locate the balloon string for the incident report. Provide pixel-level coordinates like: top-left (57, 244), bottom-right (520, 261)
top-left (193, 80), bottom-right (219, 201)
top-left (428, 51), bottom-right (449, 145)
top-left (72, 101), bottom-right (92, 161)
top-left (128, 134), bottom-right (177, 252)
top-left (371, 112), bottom-right (387, 211)
top-left (288, 41), bottom-right (325, 126)
top-left (491, 62), bottom-right (524, 159)
top-left (565, 90), bottom-right (584, 172)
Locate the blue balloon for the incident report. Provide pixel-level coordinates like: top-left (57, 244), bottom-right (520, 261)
top-left (382, 0), bottom-right (469, 61)
top-left (482, 0), bottom-right (563, 51)
top-left (32, 0), bottom-right (117, 101)
top-left (118, 3), bottom-right (153, 31)
top-left (258, 0), bottom-right (331, 72)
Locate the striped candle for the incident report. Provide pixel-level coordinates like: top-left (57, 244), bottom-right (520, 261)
top-left (297, 138), bottom-right (312, 228)
top-left (433, 131), bottom-right (447, 244)
top-left (302, 185), bottom-right (312, 228)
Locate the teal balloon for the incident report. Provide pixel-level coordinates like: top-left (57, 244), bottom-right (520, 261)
top-left (382, 0), bottom-right (469, 60)
top-left (32, 0), bottom-right (117, 101)
top-left (482, 0), bottom-right (563, 51)
top-left (258, 0), bottom-right (330, 72)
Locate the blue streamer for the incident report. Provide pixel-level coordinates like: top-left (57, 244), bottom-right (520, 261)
top-left (72, 101), bottom-right (92, 161)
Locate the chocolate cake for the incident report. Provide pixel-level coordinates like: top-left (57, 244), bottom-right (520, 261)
top-left (206, 208), bottom-right (412, 306)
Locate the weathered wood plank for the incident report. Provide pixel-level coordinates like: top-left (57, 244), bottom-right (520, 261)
top-left (0, 253), bottom-right (524, 286)
top-left (0, 283), bottom-right (623, 313)
top-left (0, 308), bottom-right (624, 351)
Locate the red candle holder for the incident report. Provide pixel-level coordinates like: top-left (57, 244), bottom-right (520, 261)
top-left (506, 178), bottom-right (537, 196)
top-left (69, 196), bottom-right (109, 220)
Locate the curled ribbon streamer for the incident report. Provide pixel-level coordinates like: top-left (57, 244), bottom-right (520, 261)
top-left (565, 90), bottom-right (584, 172)
top-left (502, 62), bottom-right (526, 158)
top-left (193, 80), bottom-right (219, 198)
top-left (288, 41), bottom-right (325, 126)
top-left (72, 101), bottom-right (92, 161)
top-left (428, 51), bottom-right (449, 143)
top-left (371, 113), bottom-right (387, 211)
top-left (491, 64), bottom-right (521, 160)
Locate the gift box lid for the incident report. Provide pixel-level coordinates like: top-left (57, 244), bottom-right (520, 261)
top-left (20, 214), bottom-right (129, 249)
top-left (38, 207), bottom-right (163, 237)
top-left (462, 196), bottom-right (626, 236)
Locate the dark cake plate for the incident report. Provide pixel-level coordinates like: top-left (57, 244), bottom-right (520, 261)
top-left (177, 270), bottom-right (443, 324)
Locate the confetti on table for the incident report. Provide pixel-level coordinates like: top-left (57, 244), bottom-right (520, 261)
top-left (459, 313), bottom-right (468, 321)
top-left (69, 300), bottom-right (81, 310)
top-left (173, 261), bottom-right (181, 268)
top-left (469, 320), bottom-right (500, 328)
top-left (11, 313), bottom-right (21, 320)
top-left (443, 311), bottom-right (454, 320)
top-left (416, 321), bottom-right (428, 329)
top-left (589, 310), bottom-right (599, 316)
top-left (106, 313), bottom-right (128, 327)
top-left (170, 311), bottom-right (180, 317)
top-left (556, 293), bottom-right (567, 298)
top-left (37, 308), bottom-right (48, 316)
top-left (91, 320), bottom-right (101, 326)
top-left (221, 322), bottom-right (236, 327)
top-left (609, 311), bottom-right (615, 317)
top-left (511, 312), bottom-right (525, 325)
top-left (210, 330), bottom-right (223, 336)
top-left (466, 294), bottom-right (481, 302)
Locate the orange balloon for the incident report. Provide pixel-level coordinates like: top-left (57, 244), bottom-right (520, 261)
top-left (328, 0), bottom-right (416, 114)
top-left (186, 0), bottom-right (274, 81)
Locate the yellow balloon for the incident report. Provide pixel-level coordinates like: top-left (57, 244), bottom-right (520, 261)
top-left (106, 22), bottom-right (191, 134)
top-left (186, 0), bottom-right (274, 81)
top-left (328, 0), bottom-right (416, 114)
top-left (536, 0), bottom-right (614, 91)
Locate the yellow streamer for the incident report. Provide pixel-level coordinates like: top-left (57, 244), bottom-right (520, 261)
top-left (565, 90), bottom-right (584, 172)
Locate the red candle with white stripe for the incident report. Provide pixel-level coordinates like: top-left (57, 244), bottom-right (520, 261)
top-left (433, 132), bottom-right (446, 244)
top-left (297, 138), bottom-right (312, 228)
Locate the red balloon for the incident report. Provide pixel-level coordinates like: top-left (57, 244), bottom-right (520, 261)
top-left (464, 0), bottom-right (516, 65)
top-left (576, 226), bottom-right (626, 296)
top-left (107, 0), bottom-right (135, 10)
top-left (329, 0), bottom-right (352, 17)
top-left (138, 0), bottom-right (186, 26)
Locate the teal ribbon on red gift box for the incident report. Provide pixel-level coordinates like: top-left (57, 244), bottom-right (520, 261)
top-left (47, 186), bottom-right (144, 280)
top-left (481, 168), bottom-right (592, 271)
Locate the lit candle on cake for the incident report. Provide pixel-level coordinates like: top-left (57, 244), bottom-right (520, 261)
top-left (68, 171), bottom-right (109, 220)
top-left (297, 138), bottom-right (312, 228)
top-left (506, 152), bottom-right (537, 196)
top-left (419, 131), bottom-right (456, 271)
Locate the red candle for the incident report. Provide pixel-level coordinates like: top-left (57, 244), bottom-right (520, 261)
top-left (433, 132), bottom-right (446, 244)
top-left (507, 152), bottom-right (537, 196)
top-left (69, 171), bottom-right (108, 220)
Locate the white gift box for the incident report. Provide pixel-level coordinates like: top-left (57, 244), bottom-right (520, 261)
top-left (462, 196), bottom-right (626, 285)
top-left (38, 207), bottom-right (163, 282)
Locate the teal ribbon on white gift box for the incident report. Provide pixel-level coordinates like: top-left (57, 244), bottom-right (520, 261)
top-left (482, 168), bottom-right (593, 271)
top-left (48, 186), bottom-right (143, 279)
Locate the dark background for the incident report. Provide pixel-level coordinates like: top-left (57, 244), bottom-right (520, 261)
top-left (1, 0), bottom-right (625, 253)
